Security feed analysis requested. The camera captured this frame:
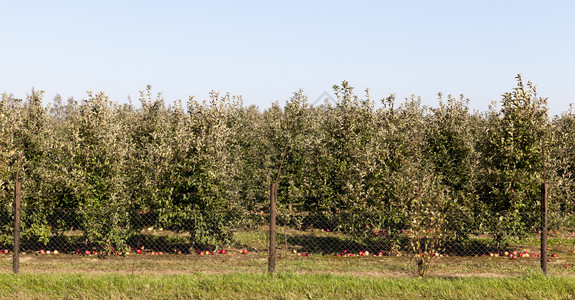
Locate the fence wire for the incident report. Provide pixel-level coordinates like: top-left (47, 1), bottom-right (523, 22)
top-left (1, 192), bottom-right (574, 276)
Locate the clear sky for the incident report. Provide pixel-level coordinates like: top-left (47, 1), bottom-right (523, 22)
top-left (1, 1), bottom-right (574, 116)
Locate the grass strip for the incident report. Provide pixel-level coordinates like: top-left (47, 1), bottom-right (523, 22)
top-left (0, 272), bottom-right (575, 299)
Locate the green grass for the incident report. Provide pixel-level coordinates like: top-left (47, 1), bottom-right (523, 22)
top-left (1, 272), bottom-right (575, 299)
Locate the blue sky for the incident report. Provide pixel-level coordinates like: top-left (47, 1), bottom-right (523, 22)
top-left (1, 1), bottom-right (574, 116)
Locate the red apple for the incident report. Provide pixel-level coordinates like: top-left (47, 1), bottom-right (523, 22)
top-left (84, 250), bottom-right (91, 255)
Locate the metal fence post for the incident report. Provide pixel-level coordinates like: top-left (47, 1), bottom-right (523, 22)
top-left (540, 182), bottom-right (548, 275)
top-left (268, 182), bottom-right (277, 274)
top-left (13, 181), bottom-right (21, 274)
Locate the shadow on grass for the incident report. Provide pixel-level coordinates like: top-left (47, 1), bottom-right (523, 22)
top-left (285, 233), bottom-right (507, 256)
top-left (286, 234), bottom-right (400, 254)
top-left (9, 231), bottom-right (511, 258)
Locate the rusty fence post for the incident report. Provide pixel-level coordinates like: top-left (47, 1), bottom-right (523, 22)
top-left (540, 182), bottom-right (548, 275)
top-left (13, 181), bottom-right (21, 274)
top-left (268, 182), bottom-right (277, 274)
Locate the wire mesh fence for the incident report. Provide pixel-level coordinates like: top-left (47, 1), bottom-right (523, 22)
top-left (1, 182), bottom-right (574, 276)
top-left (1, 207), bottom-right (574, 276)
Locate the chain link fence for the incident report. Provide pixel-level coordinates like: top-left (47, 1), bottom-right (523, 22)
top-left (1, 184), bottom-right (574, 276)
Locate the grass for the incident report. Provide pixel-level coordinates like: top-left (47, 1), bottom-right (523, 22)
top-left (3, 227), bottom-right (575, 278)
top-left (2, 228), bottom-right (575, 299)
top-left (1, 272), bottom-right (575, 299)
top-left (2, 250), bottom-right (575, 277)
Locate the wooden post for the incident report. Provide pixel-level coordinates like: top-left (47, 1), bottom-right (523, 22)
top-left (268, 182), bottom-right (277, 274)
top-left (540, 182), bottom-right (548, 275)
top-left (13, 181), bottom-right (21, 274)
